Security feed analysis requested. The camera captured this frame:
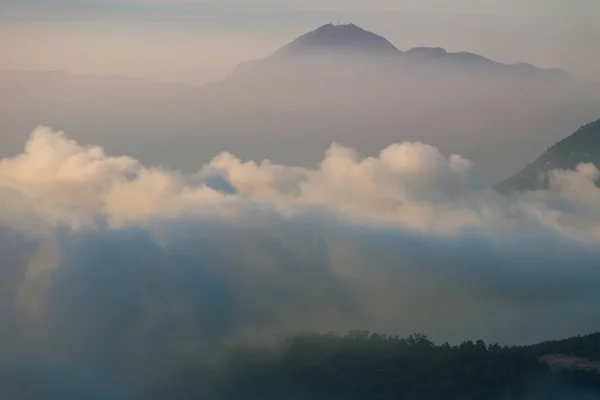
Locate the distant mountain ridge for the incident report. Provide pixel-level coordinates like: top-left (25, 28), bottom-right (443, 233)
top-left (228, 23), bottom-right (573, 82)
top-left (497, 119), bottom-right (600, 193)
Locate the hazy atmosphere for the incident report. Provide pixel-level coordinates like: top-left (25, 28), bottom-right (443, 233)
top-left (2, 0), bottom-right (600, 84)
top-left (2, 1), bottom-right (600, 399)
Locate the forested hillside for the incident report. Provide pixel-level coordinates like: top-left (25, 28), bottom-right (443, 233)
top-left (497, 119), bottom-right (600, 193)
top-left (160, 331), bottom-right (600, 400)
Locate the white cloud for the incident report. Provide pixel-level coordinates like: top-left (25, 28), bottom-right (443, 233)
top-left (3, 126), bottom-right (599, 237)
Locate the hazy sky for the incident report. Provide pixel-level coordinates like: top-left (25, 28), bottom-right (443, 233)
top-left (1, 0), bottom-right (598, 83)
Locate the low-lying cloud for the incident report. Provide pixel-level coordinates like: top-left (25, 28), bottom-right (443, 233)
top-left (1, 126), bottom-right (600, 398)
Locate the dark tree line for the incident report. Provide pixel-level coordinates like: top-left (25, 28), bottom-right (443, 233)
top-left (154, 330), bottom-right (600, 400)
top-left (526, 332), bottom-right (600, 360)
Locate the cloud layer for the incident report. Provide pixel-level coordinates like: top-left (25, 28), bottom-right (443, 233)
top-left (1, 126), bottom-right (600, 397)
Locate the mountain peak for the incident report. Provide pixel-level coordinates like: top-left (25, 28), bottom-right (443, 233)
top-left (274, 23), bottom-right (400, 57)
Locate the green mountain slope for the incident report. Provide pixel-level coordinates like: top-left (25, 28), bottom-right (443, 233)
top-left (497, 118), bottom-right (600, 193)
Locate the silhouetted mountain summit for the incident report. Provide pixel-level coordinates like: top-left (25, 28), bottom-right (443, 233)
top-left (228, 23), bottom-right (573, 83)
top-left (273, 23), bottom-right (401, 57)
top-left (203, 24), bottom-right (599, 183)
